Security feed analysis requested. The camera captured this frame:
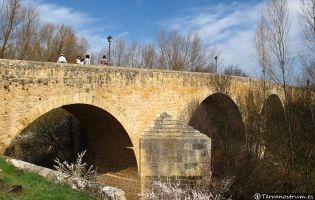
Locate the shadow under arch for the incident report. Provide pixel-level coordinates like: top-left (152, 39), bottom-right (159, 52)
top-left (5, 103), bottom-right (138, 173)
top-left (261, 94), bottom-right (286, 158)
top-left (261, 94), bottom-right (285, 115)
top-left (63, 104), bottom-right (137, 173)
top-left (188, 93), bottom-right (246, 177)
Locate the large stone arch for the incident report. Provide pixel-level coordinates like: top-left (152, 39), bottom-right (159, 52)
top-left (7, 93), bottom-right (139, 171)
top-left (188, 93), bottom-right (246, 177)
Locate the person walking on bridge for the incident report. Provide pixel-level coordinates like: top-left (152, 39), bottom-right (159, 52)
top-left (84, 54), bottom-right (91, 65)
top-left (100, 55), bottom-right (108, 66)
top-left (57, 54), bottom-right (67, 64)
top-left (76, 56), bottom-right (82, 64)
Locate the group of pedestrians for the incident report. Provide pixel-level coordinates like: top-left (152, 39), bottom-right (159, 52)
top-left (75, 55), bottom-right (91, 65)
top-left (57, 54), bottom-right (109, 66)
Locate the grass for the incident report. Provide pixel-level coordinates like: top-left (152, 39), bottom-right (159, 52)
top-left (0, 158), bottom-right (99, 200)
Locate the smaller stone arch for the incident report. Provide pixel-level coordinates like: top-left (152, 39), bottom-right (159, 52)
top-left (261, 94), bottom-right (286, 125)
top-left (188, 93), bottom-right (246, 177)
top-left (260, 93), bottom-right (285, 114)
top-left (260, 94), bottom-right (286, 158)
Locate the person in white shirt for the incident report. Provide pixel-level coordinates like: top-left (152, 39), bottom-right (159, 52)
top-left (76, 56), bottom-right (82, 64)
top-left (57, 54), bottom-right (67, 63)
top-left (84, 54), bottom-right (91, 65)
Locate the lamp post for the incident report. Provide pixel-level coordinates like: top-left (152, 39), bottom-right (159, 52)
top-left (107, 35), bottom-right (113, 66)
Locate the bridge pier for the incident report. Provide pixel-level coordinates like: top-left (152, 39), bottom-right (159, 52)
top-left (139, 113), bottom-right (211, 190)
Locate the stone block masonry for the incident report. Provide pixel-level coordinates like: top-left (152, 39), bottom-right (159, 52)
top-left (0, 58), bottom-right (301, 185)
top-left (140, 113), bottom-right (211, 181)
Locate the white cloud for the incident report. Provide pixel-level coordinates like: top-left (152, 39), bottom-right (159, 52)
top-left (161, 0), bottom-right (302, 77)
top-left (22, 0), bottom-right (95, 28)
top-left (22, 0), bottom-right (108, 52)
top-left (116, 32), bottom-right (130, 39)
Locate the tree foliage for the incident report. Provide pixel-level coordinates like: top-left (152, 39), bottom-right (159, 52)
top-left (0, 0), bottom-right (88, 62)
top-left (223, 64), bottom-right (248, 77)
top-left (93, 31), bottom-right (220, 73)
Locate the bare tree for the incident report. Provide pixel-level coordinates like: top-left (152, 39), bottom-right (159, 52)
top-left (257, 0), bottom-right (292, 124)
top-left (255, 0), bottom-right (296, 192)
top-left (111, 37), bottom-right (126, 66)
top-left (158, 30), bottom-right (187, 70)
top-left (76, 38), bottom-right (88, 57)
top-left (254, 11), bottom-right (273, 159)
top-left (157, 30), bottom-right (219, 72)
top-left (158, 30), bottom-right (191, 71)
top-left (300, 0), bottom-right (315, 51)
top-left (0, 0), bottom-right (23, 58)
top-left (92, 30), bottom-right (220, 72)
top-left (222, 64), bottom-right (248, 77)
top-left (125, 41), bottom-right (142, 67)
top-left (34, 23), bottom-right (87, 62)
top-left (254, 12), bottom-right (272, 79)
top-left (109, 38), bottom-right (143, 67)
top-left (188, 33), bottom-right (203, 71)
top-left (264, 0), bottom-right (292, 86)
top-left (300, 0), bottom-right (315, 84)
top-left (0, 0), bottom-right (87, 62)
top-left (296, 2), bottom-right (315, 183)
top-left (189, 38), bottom-right (221, 73)
top-left (36, 23), bottom-right (55, 61)
top-left (14, 6), bottom-right (39, 60)
top-left (141, 43), bottom-right (157, 69)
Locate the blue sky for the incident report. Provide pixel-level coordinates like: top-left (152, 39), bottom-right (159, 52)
top-left (23, 0), bottom-right (301, 76)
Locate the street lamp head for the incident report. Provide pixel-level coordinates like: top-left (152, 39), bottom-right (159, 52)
top-left (107, 35), bottom-right (113, 43)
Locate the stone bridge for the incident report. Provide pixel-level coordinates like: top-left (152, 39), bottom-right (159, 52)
top-left (0, 59), bottom-right (298, 187)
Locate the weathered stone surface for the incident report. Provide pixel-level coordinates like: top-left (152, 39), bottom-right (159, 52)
top-left (4, 108), bottom-right (85, 169)
top-left (0, 59), bottom-right (310, 182)
top-left (98, 186), bottom-right (126, 200)
top-left (140, 113), bottom-right (211, 179)
top-left (4, 156), bottom-right (65, 182)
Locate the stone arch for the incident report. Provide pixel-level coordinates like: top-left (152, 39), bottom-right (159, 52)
top-left (260, 94), bottom-right (286, 158)
top-left (261, 93), bottom-right (285, 114)
top-left (197, 89), bottom-right (245, 117)
top-left (8, 94), bottom-right (138, 172)
top-left (261, 94), bottom-right (286, 124)
top-left (188, 93), bottom-right (246, 177)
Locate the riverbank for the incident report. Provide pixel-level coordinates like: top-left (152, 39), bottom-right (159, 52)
top-left (0, 158), bottom-right (98, 200)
